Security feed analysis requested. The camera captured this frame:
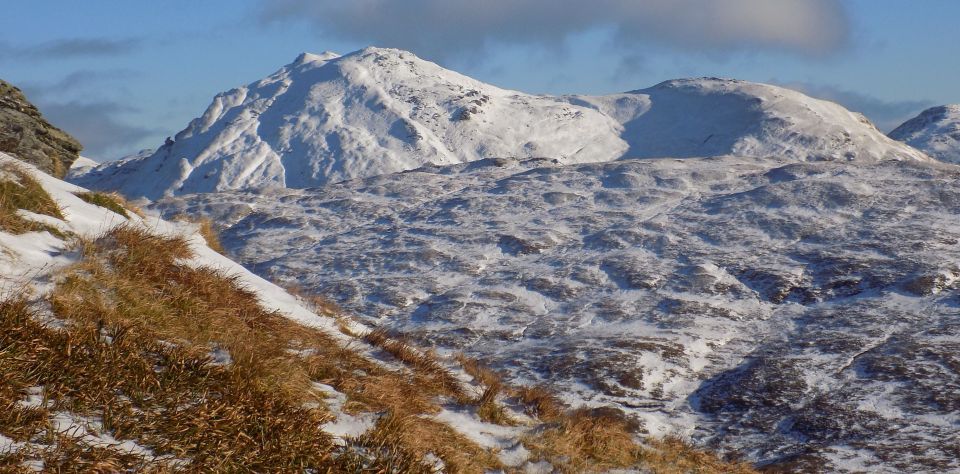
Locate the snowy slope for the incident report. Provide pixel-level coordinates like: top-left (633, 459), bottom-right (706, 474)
top-left (1, 152), bottom-right (592, 471)
top-left (153, 155), bottom-right (960, 473)
top-left (0, 152), bottom-right (337, 333)
top-left (70, 47), bottom-right (928, 199)
top-left (889, 105), bottom-right (960, 164)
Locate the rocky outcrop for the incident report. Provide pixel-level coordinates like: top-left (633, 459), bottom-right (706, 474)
top-left (0, 79), bottom-right (81, 177)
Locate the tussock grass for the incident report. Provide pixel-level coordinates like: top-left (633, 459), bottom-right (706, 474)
top-left (455, 353), bottom-right (513, 424)
top-left (2, 224), bottom-right (501, 472)
top-left (0, 296), bottom-right (334, 471)
top-left (170, 215), bottom-right (225, 254)
top-left (523, 407), bottom-right (644, 472)
top-left (454, 353), bottom-right (756, 473)
top-left (644, 437), bottom-right (758, 474)
top-left (0, 162), bottom-right (65, 236)
top-left (513, 384), bottom-right (564, 421)
top-left (74, 192), bottom-right (130, 218)
top-left (365, 328), bottom-right (470, 404)
top-left (356, 412), bottom-right (502, 473)
top-left (194, 218), bottom-right (225, 254)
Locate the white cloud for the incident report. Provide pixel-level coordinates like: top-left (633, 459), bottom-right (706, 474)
top-left (260, 0), bottom-right (849, 59)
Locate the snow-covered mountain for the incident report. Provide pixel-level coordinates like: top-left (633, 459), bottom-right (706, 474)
top-left (889, 105), bottom-right (960, 164)
top-left (69, 47), bottom-right (928, 199)
top-left (153, 154), bottom-right (960, 473)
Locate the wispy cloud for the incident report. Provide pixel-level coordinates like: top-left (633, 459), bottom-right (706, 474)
top-left (259, 0), bottom-right (849, 60)
top-left (0, 37), bottom-right (141, 61)
top-left (19, 69), bottom-right (141, 101)
top-left (39, 101), bottom-right (156, 159)
top-left (776, 81), bottom-right (932, 132)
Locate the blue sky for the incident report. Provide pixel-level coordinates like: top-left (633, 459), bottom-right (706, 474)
top-left (1, 0), bottom-right (957, 159)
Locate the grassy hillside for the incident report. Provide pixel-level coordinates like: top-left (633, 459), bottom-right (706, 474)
top-left (0, 159), bottom-right (756, 473)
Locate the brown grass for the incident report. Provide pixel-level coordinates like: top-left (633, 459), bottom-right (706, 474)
top-left (1, 224), bottom-right (502, 472)
top-left (170, 215), bottom-right (225, 254)
top-left (74, 192), bottom-right (131, 218)
top-left (513, 384), bottom-right (564, 421)
top-left (0, 221), bottom-right (756, 473)
top-left (454, 353), bottom-right (513, 424)
top-left (452, 353), bottom-right (755, 473)
top-left (195, 218), bottom-right (225, 254)
top-left (523, 407), bottom-right (644, 472)
top-left (364, 328), bottom-right (470, 404)
top-left (0, 296), bottom-right (333, 471)
top-left (644, 437), bottom-right (758, 474)
top-left (0, 162), bottom-right (65, 237)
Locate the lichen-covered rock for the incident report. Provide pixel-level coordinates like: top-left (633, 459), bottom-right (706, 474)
top-left (0, 79), bottom-right (81, 177)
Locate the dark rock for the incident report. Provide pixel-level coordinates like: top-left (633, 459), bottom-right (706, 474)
top-left (0, 79), bottom-right (81, 177)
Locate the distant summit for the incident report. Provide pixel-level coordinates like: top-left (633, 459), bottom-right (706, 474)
top-left (889, 105), bottom-right (960, 164)
top-left (70, 47), bottom-right (929, 199)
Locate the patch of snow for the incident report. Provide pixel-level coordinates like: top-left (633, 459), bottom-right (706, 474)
top-left (207, 346), bottom-right (232, 366)
top-left (311, 383), bottom-right (377, 443)
top-left (16, 386), bottom-right (47, 409)
top-left (49, 411), bottom-right (156, 459)
top-left (431, 407), bottom-right (529, 466)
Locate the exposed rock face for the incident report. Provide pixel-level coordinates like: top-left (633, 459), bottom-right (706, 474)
top-left (0, 79), bottom-right (81, 177)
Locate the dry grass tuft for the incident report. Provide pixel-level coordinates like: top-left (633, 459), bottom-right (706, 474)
top-left (364, 328), bottom-right (469, 403)
top-left (194, 218), bottom-right (225, 255)
top-left (644, 437), bottom-right (758, 474)
top-left (523, 407), bottom-right (644, 472)
top-left (513, 384), bottom-right (564, 421)
top-left (171, 215), bottom-right (225, 254)
top-left (352, 412), bottom-right (503, 474)
top-left (0, 162), bottom-right (65, 236)
top-left (454, 353), bottom-right (513, 424)
top-left (74, 192), bottom-right (131, 218)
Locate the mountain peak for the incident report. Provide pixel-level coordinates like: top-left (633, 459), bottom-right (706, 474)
top-left (68, 48), bottom-right (930, 200)
top-left (293, 51), bottom-right (340, 66)
top-left (889, 104), bottom-right (960, 163)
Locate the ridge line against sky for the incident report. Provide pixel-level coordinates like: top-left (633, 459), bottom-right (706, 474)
top-left (0, 0), bottom-right (956, 159)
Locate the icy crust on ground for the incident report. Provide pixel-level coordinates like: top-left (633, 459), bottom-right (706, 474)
top-left (70, 47), bottom-right (928, 199)
top-left (154, 156), bottom-right (960, 473)
top-left (889, 104), bottom-right (960, 164)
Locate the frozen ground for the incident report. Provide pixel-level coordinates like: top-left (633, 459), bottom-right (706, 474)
top-left (154, 155), bottom-right (960, 472)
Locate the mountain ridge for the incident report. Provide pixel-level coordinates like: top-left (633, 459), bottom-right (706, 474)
top-left (889, 104), bottom-right (960, 163)
top-left (69, 47), bottom-right (930, 200)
